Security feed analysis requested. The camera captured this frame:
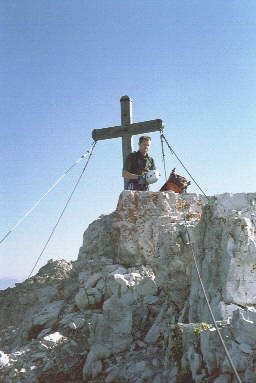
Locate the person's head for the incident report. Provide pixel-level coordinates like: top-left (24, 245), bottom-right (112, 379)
top-left (139, 136), bottom-right (151, 155)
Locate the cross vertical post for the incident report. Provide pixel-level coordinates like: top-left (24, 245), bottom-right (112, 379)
top-left (120, 95), bottom-right (133, 188)
top-left (120, 95), bottom-right (133, 166)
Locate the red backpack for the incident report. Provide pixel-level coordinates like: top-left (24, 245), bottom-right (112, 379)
top-left (160, 168), bottom-right (191, 193)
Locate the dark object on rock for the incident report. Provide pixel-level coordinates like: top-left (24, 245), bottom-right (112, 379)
top-left (160, 168), bottom-right (191, 193)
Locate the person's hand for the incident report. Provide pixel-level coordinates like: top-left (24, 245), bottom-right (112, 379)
top-left (138, 175), bottom-right (147, 185)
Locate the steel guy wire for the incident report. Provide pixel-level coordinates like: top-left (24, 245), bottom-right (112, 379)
top-left (160, 133), bottom-right (210, 202)
top-left (182, 209), bottom-right (242, 383)
top-left (160, 131), bottom-right (167, 181)
top-left (27, 140), bottom-right (97, 279)
top-left (0, 142), bottom-right (96, 245)
top-left (160, 131), bottom-right (241, 381)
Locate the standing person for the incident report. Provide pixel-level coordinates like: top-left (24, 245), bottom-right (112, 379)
top-left (122, 136), bottom-right (156, 190)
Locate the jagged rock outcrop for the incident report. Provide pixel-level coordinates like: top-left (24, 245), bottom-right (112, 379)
top-left (188, 193), bottom-right (256, 323)
top-left (0, 191), bottom-right (255, 382)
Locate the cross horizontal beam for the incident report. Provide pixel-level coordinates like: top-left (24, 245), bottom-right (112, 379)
top-left (92, 119), bottom-right (164, 141)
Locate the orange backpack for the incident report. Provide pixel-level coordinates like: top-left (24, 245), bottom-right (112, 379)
top-left (160, 168), bottom-right (190, 193)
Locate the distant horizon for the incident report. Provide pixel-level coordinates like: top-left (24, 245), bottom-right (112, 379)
top-left (0, 277), bottom-right (20, 290)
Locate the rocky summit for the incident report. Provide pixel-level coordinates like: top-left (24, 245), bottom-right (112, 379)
top-left (0, 191), bottom-right (256, 383)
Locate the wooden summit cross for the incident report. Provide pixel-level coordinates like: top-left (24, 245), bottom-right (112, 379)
top-left (92, 95), bottom-right (164, 188)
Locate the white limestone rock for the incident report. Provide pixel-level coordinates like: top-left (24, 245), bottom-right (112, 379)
top-left (36, 258), bottom-right (72, 279)
top-left (83, 294), bottom-right (133, 378)
top-left (76, 213), bottom-right (114, 266)
top-left (105, 265), bottom-right (157, 301)
top-left (111, 191), bottom-right (204, 266)
top-left (42, 332), bottom-right (65, 344)
top-left (32, 300), bottom-right (64, 328)
top-left (59, 312), bottom-right (85, 329)
top-left (0, 351), bottom-right (9, 367)
top-left (84, 272), bottom-right (102, 289)
top-left (75, 286), bottom-right (103, 310)
top-left (0, 191), bottom-right (256, 382)
top-left (144, 304), bottom-right (168, 344)
top-left (229, 309), bottom-right (256, 346)
top-left (188, 192), bottom-right (256, 322)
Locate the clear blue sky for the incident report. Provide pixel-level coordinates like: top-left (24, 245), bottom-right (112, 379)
top-left (1, 0), bottom-right (255, 280)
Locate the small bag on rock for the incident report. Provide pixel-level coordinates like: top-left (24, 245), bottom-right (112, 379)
top-left (160, 168), bottom-right (191, 193)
